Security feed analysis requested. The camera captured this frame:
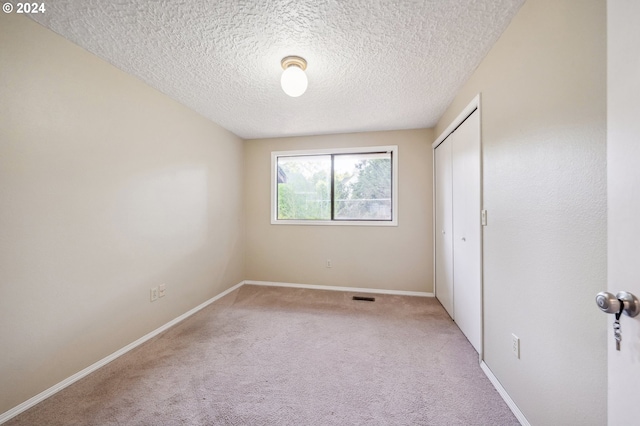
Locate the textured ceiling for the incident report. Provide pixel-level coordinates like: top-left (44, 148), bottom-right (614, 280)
top-left (29, 0), bottom-right (525, 139)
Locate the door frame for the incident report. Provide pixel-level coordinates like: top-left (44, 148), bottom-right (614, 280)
top-left (432, 94), bottom-right (483, 360)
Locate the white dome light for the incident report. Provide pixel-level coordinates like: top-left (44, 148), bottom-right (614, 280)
top-left (280, 56), bottom-right (308, 97)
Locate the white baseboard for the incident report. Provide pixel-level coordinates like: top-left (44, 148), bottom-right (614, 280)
top-left (0, 281), bottom-right (244, 425)
top-left (244, 280), bottom-right (434, 297)
top-left (480, 361), bottom-right (530, 426)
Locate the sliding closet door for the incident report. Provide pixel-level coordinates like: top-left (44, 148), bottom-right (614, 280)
top-left (434, 138), bottom-right (454, 317)
top-left (451, 109), bottom-right (481, 352)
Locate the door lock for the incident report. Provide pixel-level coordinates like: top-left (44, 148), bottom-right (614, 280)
top-left (596, 291), bottom-right (639, 318)
top-left (596, 291), bottom-right (639, 351)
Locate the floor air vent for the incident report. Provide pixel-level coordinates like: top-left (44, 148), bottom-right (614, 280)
top-left (352, 296), bottom-right (375, 302)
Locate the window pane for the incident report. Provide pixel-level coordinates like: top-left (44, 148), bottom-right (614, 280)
top-left (334, 152), bottom-right (392, 220)
top-left (277, 155), bottom-right (331, 220)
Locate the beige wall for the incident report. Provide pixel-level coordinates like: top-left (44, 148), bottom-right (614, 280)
top-left (436, 0), bottom-right (607, 424)
top-left (244, 129), bottom-right (433, 293)
top-left (0, 14), bottom-right (244, 414)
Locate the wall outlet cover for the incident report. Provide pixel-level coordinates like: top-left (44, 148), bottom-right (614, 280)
top-left (511, 333), bottom-right (520, 359)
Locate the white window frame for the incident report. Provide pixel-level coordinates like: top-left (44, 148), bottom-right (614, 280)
top-left (271, 145), bottom-right (398, 226)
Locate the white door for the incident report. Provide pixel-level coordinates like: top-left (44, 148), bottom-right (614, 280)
top-left (435, 137), bottom-right (454, 318)
top-left (607, 1), bottom-right (640, 424)
top-left (452, 109), bottom-right (481, 353)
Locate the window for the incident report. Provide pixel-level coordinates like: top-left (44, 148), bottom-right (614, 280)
top-left (271, 146), bottom-right (398, 226)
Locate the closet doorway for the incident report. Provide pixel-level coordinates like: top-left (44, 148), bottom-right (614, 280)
top-left (433, 97), bottom-right (482, 353)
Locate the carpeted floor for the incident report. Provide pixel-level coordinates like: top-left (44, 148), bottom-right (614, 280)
top-left (6, 285), bottom-right (519, 425)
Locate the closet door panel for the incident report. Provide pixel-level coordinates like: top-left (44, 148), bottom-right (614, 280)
top-left (434, 138), bottom-right (454, 318)
top-left (452, 109), bottom-right (481, 352)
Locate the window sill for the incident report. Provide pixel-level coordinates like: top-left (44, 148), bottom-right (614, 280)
top-left (270, 219), bottom-right (398, 227)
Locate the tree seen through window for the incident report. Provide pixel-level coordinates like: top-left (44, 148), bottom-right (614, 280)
top-left (277, 151), bottom-right (392, 221)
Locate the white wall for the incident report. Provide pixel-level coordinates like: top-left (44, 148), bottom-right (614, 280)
top-left (436, 0), bottom-right (607, 424)
top-left (244, 129), bottom-right (433, 293)
top-left (0, 13), bottom-right (244, 414)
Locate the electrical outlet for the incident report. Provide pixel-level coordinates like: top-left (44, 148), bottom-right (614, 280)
top-left (326, 259), bottom-right (332, 268)
top-left (150, 287), bottom-right (159, 302)
top-left (159, 284), bottom-right (166, 298)
top-left (511, 334), bottom-right (520, 359)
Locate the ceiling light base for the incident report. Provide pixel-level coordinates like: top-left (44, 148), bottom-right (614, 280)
top-left (281, 56), bottom-right (307, 71)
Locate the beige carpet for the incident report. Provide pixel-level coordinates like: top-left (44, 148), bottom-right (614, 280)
top-left (7, 285), bottom-right (519, 425)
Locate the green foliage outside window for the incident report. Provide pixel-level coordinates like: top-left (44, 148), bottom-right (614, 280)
top-left (334, 157), bottom-right (391, 220)
top-left (277, 156), bottom-right (331, 220)
top-left (277, 152), bottom-right (392, 221)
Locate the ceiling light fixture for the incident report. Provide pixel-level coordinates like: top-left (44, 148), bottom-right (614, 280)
top-left (280, 56), bottom-right (308, 97)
